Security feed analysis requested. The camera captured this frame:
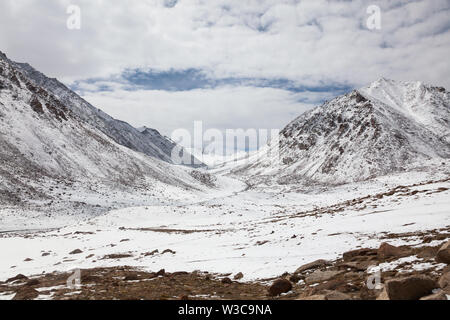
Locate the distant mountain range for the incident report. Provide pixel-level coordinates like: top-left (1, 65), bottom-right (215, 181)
top-left (233, 78), bottom-right (450, 185)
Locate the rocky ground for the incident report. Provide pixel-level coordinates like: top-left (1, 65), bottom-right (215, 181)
top-left (2, 238), bottom-right (449, 300)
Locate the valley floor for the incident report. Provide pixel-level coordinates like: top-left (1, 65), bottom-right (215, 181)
top-left (0, 168), bottom-right (449, 300)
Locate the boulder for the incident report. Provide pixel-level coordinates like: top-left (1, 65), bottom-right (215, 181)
top-left (305, 270), bottom-right (343, 284)
top-left (343, 248), bottom-right (377, 262)
top-left (221, 277), bottom-right (232, 284)
top-left (297, 294), bottom-right (326, 300)
top-left (268, 279), bottom-right (292, 296)
top-left (377, 243), bottom-right (408, 260)
top-left (384, 275), bottom-right (437, 300)
top-left (6, 274), bottom-right (28, 283)
top-left (294, 259), bottom-right (331, 274)
top-left (25, 279), bottom-right (40, 286)
top-left (324, 290), bottom-right (351, 300)
top-left (420, 291), bottom-right (447, 300)
top-left (436, 240), bottom-right (450, 264)
top-left (124, 274), bottom-right (139, 281)
top-left (233, 272), bottom-right (244, 280)
top-left (156, 269), bottom-right (165, 277)
top-left (69, 249), bottom-right (83, 255)
top-left (12, 287), bottom-right (39, 300)
top-left (438, 271), bottom-right (450, 291)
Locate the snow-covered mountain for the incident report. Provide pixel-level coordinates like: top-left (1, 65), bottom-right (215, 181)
top-left (9, 57), bottom-right (203, 168)
top-left (232, 79), bottom-right (450, 185)
top-left (0, 51), bottom-right (207, 207)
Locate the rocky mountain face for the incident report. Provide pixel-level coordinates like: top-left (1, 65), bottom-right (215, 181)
top-left (0, 51), bottom-right (204, 206)
top-left (12, 60), bottom-right (204, 168)
top-left (233, 79), bottom-right (450, 185)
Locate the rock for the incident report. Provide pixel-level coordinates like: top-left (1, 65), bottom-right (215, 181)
top-left (221, 277), bottom-right (232, 284)
top-left (6, 274), bottom-right (28, 283)
top-left (24, 258), bottom-right (33, 262)
top-left (324, 290), bottom-right (352, 300)
top-left (171, 271), bottom-right (189, 277)
top-left (338, 261), bottom-right (372, 271)
top-left (376, 288), bottom-right (389, 300)
top-left (436, 240), bottom-right (450, 264)
top-left (268, 279), bottom-right (292, 296)
top-left (377, 242), bottom-right (408, 260)
top-left (156, 269), bottom-right (165, 277)
top-left (343, 248), bottom-right (377, 262)
top-left (384, 275), bottom-right (437, 300)
top-left (289, 274), bottom-right (303, 283)
top-left (294, 259), bottom-right (331, 274)
top-left (420, 291), bottom-right (447, 300)
top-left (438, 271), bottom-right (450, 290)
top-left (69, 249), bottom-right (83, 255)
top-left (234, 272), bottom-right (244, 280)
top-left (305, 270), bottom-right (343, 284)
top-left (12, 287), bottom-right (39, 300)
top-left (143, 249), bottom-right (159, 256)
top-left (297, 294), bottom-right (326, 300)
top-left (26, 279), bottom-right (40, 286)
top-left (41, 252), bottom-right (50, 257)
top-left (124, 274), bottom-right (139, 281)
top-left (162, 249), bottom-right (176, 254)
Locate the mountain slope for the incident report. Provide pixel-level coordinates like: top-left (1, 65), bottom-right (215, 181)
top-left (9, 57), bottom-right (203, 168)
top-left (232, 79), bottom-right (450, 185)
top-left (0, 51), bottom-right (206, 208)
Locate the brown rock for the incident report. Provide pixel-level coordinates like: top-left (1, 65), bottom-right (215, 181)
top-left (436, 240), bottom-right (450, 264)
top-left (233, 272), bottom-right (244, 280)
top-left (376, 288), bottom-right (389, 300)
top-left (384, 275), bottom-right (437, 300)
top-left (377, 242), bottom-right (408, 260)
top-left (124, 274), bottom-right (139, 281)
top-left (156, 269), bottom-right (165, 277)
top-left (294, 259), bottom-right (331, 274)
top-left (221, 277), bottom-right (233, 284)
top-left (305, 270), bottom-right (343, 284)
top-left (289, 274), bottom-right (303, 283)
top-left (324, 290), bottom-right (352, 300)
top-left (420, 291), bottom-right (447, 300)
top-left (25, 279), bottom-right (40, 286)
top-left (12, 287), bottom-right (39, 300)
top-left (339, 261), bottom-right (372, 271)
top-left (297, 294), bottom-right (326, 300)
top-left (268, 279), bottom-right (292, 296)
top-left (6, 274), bottom-right (28, 283)
top-left (438, 271), bottom-right (450, 290)
top-left (343, 248), bottom-right (377, 262)
top-left (69, 249), bottom-right (83, 255)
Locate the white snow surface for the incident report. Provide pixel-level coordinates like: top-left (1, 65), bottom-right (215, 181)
top-left (1, 169), bottom-right (449, 282)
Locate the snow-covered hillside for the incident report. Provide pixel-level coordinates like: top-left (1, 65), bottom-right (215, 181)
top-left (0, 51), bottom-right (210, 214)
top-left (232, 79), bottom-right (450, 185)
top-left (11, 58), bottom-right (203, 168)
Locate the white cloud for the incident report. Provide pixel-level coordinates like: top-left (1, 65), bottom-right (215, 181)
top-left (0, 0), bottom-right (449, 145)
top-left (81, 85), bottom-right (318, 146)
top-left (0, 0), bottom-right (448, 87)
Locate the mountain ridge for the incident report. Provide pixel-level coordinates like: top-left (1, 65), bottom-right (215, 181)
top-left (231, 79), bottom-right (450, 185)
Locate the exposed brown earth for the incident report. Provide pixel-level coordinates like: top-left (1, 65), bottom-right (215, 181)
top-left (1, 238), bottom-right (448, 300)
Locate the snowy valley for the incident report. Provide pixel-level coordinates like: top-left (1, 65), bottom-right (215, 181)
top-left (0, 52), bottom-right (449, 300)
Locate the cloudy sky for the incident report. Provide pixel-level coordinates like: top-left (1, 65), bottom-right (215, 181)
top-left (1, 0), bottom-right (449, 151)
